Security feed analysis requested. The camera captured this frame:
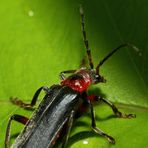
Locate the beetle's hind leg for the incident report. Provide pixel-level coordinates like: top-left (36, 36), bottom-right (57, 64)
top-left (10, 86), bottom-right (49, 110)
top-left (61, 110), bottom-right (75, 148)
top-left (5, 114), bottom-right (29, 148)
top-left (89, 101), bottom-right (115, 144)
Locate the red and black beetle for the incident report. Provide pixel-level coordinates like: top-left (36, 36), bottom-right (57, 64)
top-left (5, 6), bottom-right (139, 148)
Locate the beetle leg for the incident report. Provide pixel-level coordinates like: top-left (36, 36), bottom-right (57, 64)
top-left (10, 86), bottom-right (49, 110)
top-left (60, 70), bottom-right (76, 80)
top-left (98, 96), bottom-right (136, 118)
top-left (61, 110), bottom-right (75, 148)
top-left (5, 114), bottom-right (29, 148)
top-left (89, 101), bottom-right (115, 144)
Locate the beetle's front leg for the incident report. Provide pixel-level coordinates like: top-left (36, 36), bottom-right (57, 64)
top-left (89, 101), bottom-right (115, 144)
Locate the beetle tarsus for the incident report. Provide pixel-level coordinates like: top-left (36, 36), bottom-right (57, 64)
top-left (10, 97), bottom-right (35, 110)
top-left (106, 135), bottom-right (115, 144)
top-left (117, 113), bottom-right (136, 119)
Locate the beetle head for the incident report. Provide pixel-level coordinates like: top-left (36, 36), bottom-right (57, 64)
top-left (90, 69), bottom-right (106, 84)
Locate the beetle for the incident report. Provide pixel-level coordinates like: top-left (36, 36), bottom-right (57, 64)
top-left (5, 6), bottom-right (139, 148)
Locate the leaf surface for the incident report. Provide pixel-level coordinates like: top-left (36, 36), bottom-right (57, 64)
top-left (0, 0), bottom-right (148, 147)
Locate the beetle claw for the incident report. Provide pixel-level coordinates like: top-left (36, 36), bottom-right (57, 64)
top-left (126, 114), bottom-right (136, 118)
top-left (107, 135), bottom-right (115, 144)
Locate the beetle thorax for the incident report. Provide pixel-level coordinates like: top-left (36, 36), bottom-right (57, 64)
top-left (61, 69), bottom-right (92, 92)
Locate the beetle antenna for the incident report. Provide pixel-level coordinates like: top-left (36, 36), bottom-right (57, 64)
top-left (80, 5), bottom-right (94, 69)
top-left (96, 43), bottom-right (141, 74)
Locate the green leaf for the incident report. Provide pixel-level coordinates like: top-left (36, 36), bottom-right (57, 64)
top-left (0, 0), bottom-right (148, 148)
top-left (68, 104), bottom-right (148, 148)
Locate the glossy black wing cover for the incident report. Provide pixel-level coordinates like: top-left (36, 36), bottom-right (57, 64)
top-left (12, 85), bottom-right (81, 148)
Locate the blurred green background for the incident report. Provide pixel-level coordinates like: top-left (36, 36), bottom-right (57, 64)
top-left (0, 0), bottom-right (148, 147)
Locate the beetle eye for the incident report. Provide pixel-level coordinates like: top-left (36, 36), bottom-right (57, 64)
top-left (95, 74), bottom-right (99, 79)
top-left (95, 75), bottom-right (106, 83)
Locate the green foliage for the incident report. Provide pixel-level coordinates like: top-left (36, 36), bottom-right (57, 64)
top-left (0, 0), bottom-right (148, 147)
